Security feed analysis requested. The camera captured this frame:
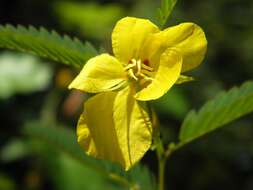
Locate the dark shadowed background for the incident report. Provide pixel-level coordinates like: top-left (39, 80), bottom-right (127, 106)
top-left (0, 0), bottom-right (253, 190)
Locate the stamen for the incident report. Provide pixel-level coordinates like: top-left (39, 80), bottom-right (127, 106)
top-left (141, 69), bottom-right (154, 75)
top-left (136, 60), bottom-right (142, 76)
top-left (124, 58), bottom-right (154, 81)
top-left (131, 59), bottom-right (137, 65)
top-left (141, 63), bottom-right (153, 71)
top-left (124, 63), bottom-right (136, 70)
top-left (139, 73), bottom-right (154, 81)
top-left (128, 69), bottom-right (138, 81)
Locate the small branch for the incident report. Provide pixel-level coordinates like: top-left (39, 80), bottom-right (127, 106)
top-left (155, 135), bottom-right (167, 190)
top-left (157, 153), bottom-right (166, 190)
top-left (109, 173), bottom-right (134, 189)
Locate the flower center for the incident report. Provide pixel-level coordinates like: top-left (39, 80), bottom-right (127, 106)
top-left (124, 59), bottom-right (154, 81)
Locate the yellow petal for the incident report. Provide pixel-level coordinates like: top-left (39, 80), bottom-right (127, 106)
top-left (77, 114), bottom-right (97, 156)
top-left (113, 87), bottom-right (152, 170)
top-left (77, 92), bottom-right (125, 165)
top-left (143, 23), bottom-right (207, 72)
top-left (135, 49), bottom-right (182, 101)
top-left (161, 23), bottom-right (207, 72)
top-left (112, 17), bottom-right (159, 63)
top-left (77, 87), bottom-right (152, 170)
top-left (69, 54), bottom-right (126, 93)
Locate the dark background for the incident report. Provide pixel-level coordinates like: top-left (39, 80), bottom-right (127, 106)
top-left (0, 0), bottom-right (253, 190)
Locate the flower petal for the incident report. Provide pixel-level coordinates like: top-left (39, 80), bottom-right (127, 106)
top-left (77, 91), bottom-right (125, 166)
top-left (143, 23), bottom-right (207, 72)
top-left (112, 17), bottom-right (159, 63)
top-left (69, 54), bottom-right (126, 93)
top-left (135, 49), bottom-right (182, 101)
top-left (77, 114), bottom-right (97, 156)
top-left (113, 87), bottom-right (152, 170)
top-left (77, 87), bottom-right (152, 170)
top-left (157, 23), bottom-right (207, 72)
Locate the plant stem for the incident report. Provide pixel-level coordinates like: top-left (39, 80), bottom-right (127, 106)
top-left (108, 173), bottom-right (134, 189)
top-left (158, 156), bottom-right (166, 190)
top-left (146, 102), bottom-right (171, 190)
top-left (156, 136), bottom-right (166, 190)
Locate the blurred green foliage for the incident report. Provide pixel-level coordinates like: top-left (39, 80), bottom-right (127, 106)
top-left (0, 0), bottom-right (253, 190)
top-left (0, 139), bottom-right (29, 162)
top-left (0, 173), bottom-right (16, 190)
top-left (0, 53), bottom-right (52, 99)
top-left (152, 87), bottom-right (190, 119)
top-left (55, 2), bottom-right (125, 40)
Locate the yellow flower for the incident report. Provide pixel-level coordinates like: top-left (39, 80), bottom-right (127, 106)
top-left (69, 17), bottom-right (207, 170)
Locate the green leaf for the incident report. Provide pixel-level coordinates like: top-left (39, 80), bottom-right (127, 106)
top-left (179, 81), bottom-right (253, 146)
top-left (0, 25), bottom-right (97, 67)
top-left (176, 75), bottom-right (194, 84)
top-left (158, 0), bottom-right (177, 28)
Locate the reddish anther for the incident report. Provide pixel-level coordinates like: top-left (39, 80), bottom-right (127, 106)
top-left (143, 59), bottom-right (150, 66)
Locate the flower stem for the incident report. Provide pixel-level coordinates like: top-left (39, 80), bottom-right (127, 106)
top-left (158, 156), bottom-right (166, 190)
top-left (108, 173), bottom-right (134, 188)
top-left (156, 136), bottom-right (167, 190)
top-left (146, 102), bottom-right (172, 190)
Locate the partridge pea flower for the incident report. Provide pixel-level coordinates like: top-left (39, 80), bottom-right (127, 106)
top-left (69, 17), bottom-right (207, 170)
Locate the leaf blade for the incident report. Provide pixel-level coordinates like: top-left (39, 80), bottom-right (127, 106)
top-left (179, 81), bottom-right (253, 146)
top-left (158, 0), bottom-right (177, 28)
top-left (0, 24), bottom-right (97, 67)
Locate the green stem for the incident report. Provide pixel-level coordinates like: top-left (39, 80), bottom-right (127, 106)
top-left (108, 173), bottom-right (134, 189)
top-left (146, 102), bottom-right (172, 190)
top-left (156, 141), bottom-right (176, 190)
top-left (156, 136), bottom-right (167, 190)
top-left (158, 156), bottom-right (166, 190)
